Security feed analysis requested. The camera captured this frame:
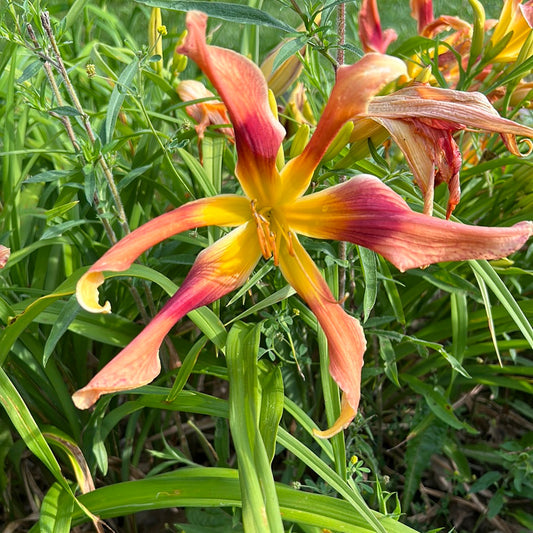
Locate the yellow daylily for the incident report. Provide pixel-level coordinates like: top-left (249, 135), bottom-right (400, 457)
top-left (73, 12), bottom-right (533, 438)
top-left (490, 0), bottom-right (533, 63)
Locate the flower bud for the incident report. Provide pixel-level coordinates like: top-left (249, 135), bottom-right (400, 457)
top-left (149, 8), bottom-right (163, 74)
top-left (289, 123), bottom-right (310, 158)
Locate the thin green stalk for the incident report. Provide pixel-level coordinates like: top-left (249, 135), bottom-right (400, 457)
top-left (40, 11), bottom-right (129, 235)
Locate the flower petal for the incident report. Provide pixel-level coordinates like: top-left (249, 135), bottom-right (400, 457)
top-left (281, 54), bottom-right (407, 201)
top-left (287, 175), bottom-right (533, 272)
top-left (358, 0), bottom-right (398, 53)
top-left (278, 235), bottom-right (366, 436)
top-left (76, 195), bottom-right (250, 313)
top-left (177, 80), bottom-right (234, 142)
top-left (73, 222), bottom-right (262, 409)
top-left (0, 245), bottom-right (10, 268)
top-left (372, 116), bottom-right (462, 217)
top-left (177, 11), bottom-right (285, 202)
top-left (410, 0), bottom-right (434, 33)
top-left (490, 0), bottom-right (533, 62)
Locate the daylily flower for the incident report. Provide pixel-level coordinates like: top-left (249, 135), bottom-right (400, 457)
top-left (356, 84), bottom-right (533, 216)
top-left (73, 12), bottom-right (533, 438)
top-left (176, 79), bottom-right (234, 143)
top-left (410, 0), bottom-right (434, 34)
top-left (358, 0), bottom-right (398, 53)
top-left (489, 0), bottom-right (533, 63)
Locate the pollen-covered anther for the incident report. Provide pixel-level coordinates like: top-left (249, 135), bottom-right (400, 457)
top-left (76, 271), bottom-right (112, 314)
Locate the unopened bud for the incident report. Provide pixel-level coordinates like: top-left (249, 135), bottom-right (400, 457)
top-left (172, 30), bottom-right (188, 75)
top-left (149, 8), bottom-right (163, 74)
top-left (289, 123), bottom-right (310, 158)
top-left (323, 121), bottom-right (354, 162)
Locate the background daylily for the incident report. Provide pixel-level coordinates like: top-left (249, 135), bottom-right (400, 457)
top-left (358, 0), bottom-right (398, 53)
top-left (489, 0), bottom-right (533, 63)
top-left (176, 79), bottom-right (234, 143)
top-left (73, 11), bottom-right (533, 439)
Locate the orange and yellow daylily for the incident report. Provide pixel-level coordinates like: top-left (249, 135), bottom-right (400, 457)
top-left (73, 12), bottom-right (533, 437)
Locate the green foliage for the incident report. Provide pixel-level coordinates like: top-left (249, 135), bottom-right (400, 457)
top-left (1, 1), bottom-right (532, 532)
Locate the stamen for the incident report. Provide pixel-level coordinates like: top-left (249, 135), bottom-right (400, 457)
top-left (251, 199), bottom-right (278, 262)
top-left (336, 292), bottom-right (350, 305)
top-left (270, 231), bottom-right (279, 266)
top-left (287, 230), bottom-right (295, 257)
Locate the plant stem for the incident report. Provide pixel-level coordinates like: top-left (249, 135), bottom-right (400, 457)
top-left (336, 3), bottom-right (347, 305)
top-left (40, 11), bottom-right (130, 236)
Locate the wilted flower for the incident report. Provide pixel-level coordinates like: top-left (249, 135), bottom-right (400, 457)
top-left (357, 84), bottom-right (533, 216)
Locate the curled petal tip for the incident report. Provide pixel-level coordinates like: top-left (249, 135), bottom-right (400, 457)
top-left (76, 271), bottom-right (111, 314)
top-left (72, 389), bottom-right (101, 410)
top-left (313, 397), bottom-right (357, 439)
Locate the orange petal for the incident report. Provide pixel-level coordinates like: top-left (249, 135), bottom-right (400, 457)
top-left (287, 175), bottom-right (533, 272)
top-left (73, 223), bottom-right (262, 409)
top-left (358, 0), bottom-right (398, 53)
top-left (313, 395), bottom-right (357, 439)
top-left (177, 80), bottom-right (234, 142)
top-left (278, 236), bottom-right (366, 432)
top-left (281, 53), bottom-right (407, 201)
top-left (76, 195), bottom-right (250, 313)
top-left (177, 11), bottom-right (285, 202)
top-left (410, 0), bottom-right (434, 33)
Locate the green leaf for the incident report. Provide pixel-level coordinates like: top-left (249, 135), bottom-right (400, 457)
top-left (43, 295), bottom-right (80, 365)
top-left (379, 337), bottom-right (400, 388)
top-left (469, 260), bottom-right (533, 350)
top-left (271, 36), bottom-right (307, 72)
top-left (39, 483), bottom-right (74, 533)
top-left (135, 1), bottom-right (295, 32)
top-left (226, 322), bottom-right (283, 532)
top-left (50, 106), bottom-right (82, 117)
top-left (17, 60), bottom-right (43, 83)
top-left (166, 337), bottom-right (207, 402)
top-left (469, 471), bottom-right (502, 494)
top-left (70, 467), bottom-right (418, 532)
top-left (257, 360), bottom-right (284, 464)
top-left (104, 57), bottom-right (140, 144)
top-left (378, 256), bottom-right (405, 325)
top-left (403, 418), bottom-right (447, 510)
top-left (402, 375), bottom-right (477, 432)
top-left (358, 246), bottom-right (377, 322)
